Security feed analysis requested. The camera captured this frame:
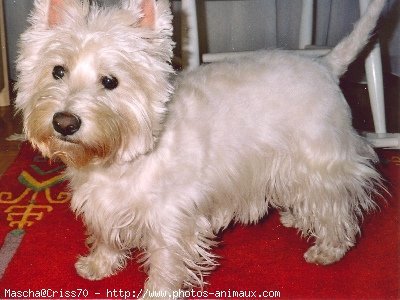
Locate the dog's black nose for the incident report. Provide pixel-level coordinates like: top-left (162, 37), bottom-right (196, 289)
top-left (52, 112), bottom-right (82, 136)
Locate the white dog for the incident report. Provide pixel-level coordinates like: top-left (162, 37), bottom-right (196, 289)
top-left (16, 0), bottom-right (385, 295)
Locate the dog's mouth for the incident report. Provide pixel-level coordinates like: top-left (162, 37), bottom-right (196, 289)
top-left (56, 134), bottom-right (80, 145)
top-left (49, 136), bottom-right (96, 167)
top-left (47, 134), bottom-right (115, 168)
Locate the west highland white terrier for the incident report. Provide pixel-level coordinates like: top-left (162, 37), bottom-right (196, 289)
top-left (16, 0), bottom-right (386, 295)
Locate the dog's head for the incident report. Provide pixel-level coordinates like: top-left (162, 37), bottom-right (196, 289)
top-left (15, 0), bottom-right (174, 168)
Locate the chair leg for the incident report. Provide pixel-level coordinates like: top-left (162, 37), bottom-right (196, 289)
top-left (365, 43), bottom-right (387, 134)
top-left (299, 0), bottom-right (314, 49)
top-left (360, 0), bottom-right (400, 148)
top-left (181, 0), bottom-right (200, 70)
top-left (360, 0), bottom-right (386, 134)
top-left (364, 47), bottom-right (400, 147)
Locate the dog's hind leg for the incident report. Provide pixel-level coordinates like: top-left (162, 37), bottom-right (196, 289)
top-left (302, 207), bottom-right (358, 265)
top-left (291, 155), bottom-right (378, 265)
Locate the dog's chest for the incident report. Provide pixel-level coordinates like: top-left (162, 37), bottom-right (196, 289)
top-left (68, 164), bottom-right (157, 243)
top-left (70, 167), bottom-right (139, 217)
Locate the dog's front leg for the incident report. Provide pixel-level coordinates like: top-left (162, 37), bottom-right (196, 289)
top-left (143, 238), bottom-right (191, 297)
top-left (75, 239), bottom-right (128, 280)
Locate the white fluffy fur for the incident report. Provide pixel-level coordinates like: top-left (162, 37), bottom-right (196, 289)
top-left (16, 0), bottom-right (386, 295)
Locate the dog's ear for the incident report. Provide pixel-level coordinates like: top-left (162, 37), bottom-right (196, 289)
top-left (121, 0), bottom-right (174, 61)
top-left (48, 0), bottom-right (68, 27)
top-left (30, 0), bottom-right (89, 28)
top-left (121, 0), bottom-right (156, 29)
top-left (122, 0), bottom-right (173, 30)
top-left (139, 0), bottom-right (156, 29)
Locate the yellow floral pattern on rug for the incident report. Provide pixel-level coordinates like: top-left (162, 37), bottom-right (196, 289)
top-left (0, 154), bottom-right (71, 229)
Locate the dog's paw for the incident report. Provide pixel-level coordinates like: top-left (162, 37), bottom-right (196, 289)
top-left (75, 255), bottom-right (115, 280)
top-left (304, 244), bottom-right (346, 265)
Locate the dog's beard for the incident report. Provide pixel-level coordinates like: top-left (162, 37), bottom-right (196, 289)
top-left (24, 102), bottom-right (124, 168)
top-left (49, 136), bottom-right (116, 167)
top-left (28, 130), bottom-right (120, 168)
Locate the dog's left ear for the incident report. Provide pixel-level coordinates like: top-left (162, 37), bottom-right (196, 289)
top-left (121, 0), bottom-right (156, 29)
top-left (122, 0), bottom-right (174, 61)
top-left (139, 0), bottom-right (156, 29)
top-left (122, 0), bottom-right (172, 30)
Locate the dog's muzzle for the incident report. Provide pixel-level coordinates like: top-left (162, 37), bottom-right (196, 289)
top-left (52, 112), bottom-right (82, 136)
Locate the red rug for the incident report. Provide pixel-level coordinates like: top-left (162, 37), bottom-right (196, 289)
top-left (0, 142), bottom-right (399, 299)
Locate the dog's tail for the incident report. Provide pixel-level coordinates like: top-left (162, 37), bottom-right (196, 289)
top-left (322, 0), bottom-right (386, 77)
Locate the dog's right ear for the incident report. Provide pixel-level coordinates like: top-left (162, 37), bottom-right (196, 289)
top-left (30, 0), bottom-right (89, 28)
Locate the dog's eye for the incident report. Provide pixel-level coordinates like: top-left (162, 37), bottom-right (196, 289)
top-left (101, 75), bottom-right (119, 90)
top-left (52, 65), bottom-right (66, 80)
